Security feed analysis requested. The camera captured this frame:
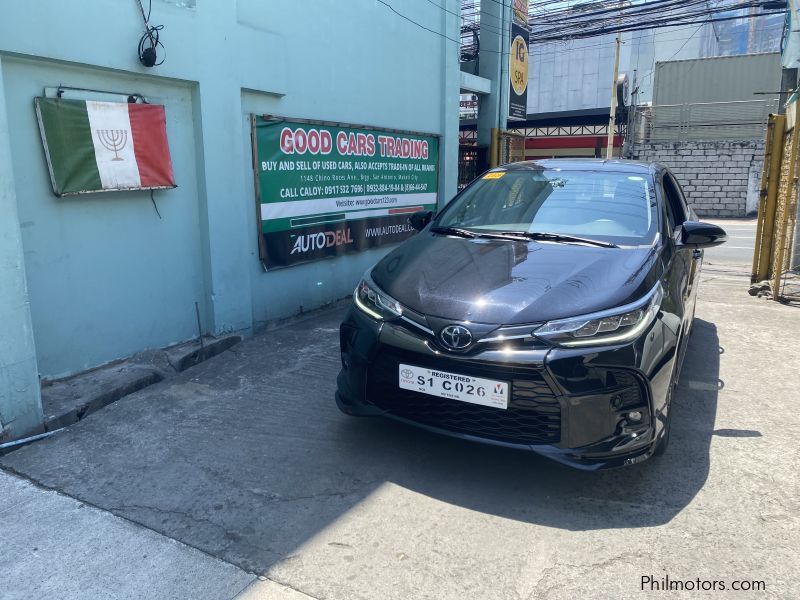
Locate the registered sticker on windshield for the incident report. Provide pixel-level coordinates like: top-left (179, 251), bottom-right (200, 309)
top-left (482, 171), bottom-right (505, 180)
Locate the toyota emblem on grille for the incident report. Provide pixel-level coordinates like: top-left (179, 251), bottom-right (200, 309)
top-left (440, 325), bottom-right (473, 350)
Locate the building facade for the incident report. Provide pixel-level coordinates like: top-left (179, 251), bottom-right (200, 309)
top-left (0, 0), bottom-right (460, 440)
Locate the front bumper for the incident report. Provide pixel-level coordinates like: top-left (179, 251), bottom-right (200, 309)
top-left (337, 303), bottom-right (676, 470)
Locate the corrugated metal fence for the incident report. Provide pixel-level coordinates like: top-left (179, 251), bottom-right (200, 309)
top-left (629, 100), bottom-right (778, 143)
top-left (752, 104), bottom-right (800, 302)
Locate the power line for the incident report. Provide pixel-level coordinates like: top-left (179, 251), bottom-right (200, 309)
top-left (374, 0), bottom-right (460, 44)
top-left (636, 21), bottom-right (707, 88)
top-left (527, 0), bottom-right (783, 43)
top-left (527, 21), bottom-right (731, 56)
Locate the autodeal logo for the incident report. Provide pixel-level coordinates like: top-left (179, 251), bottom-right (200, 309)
top-left (290, 229), bottom-right (354, 255)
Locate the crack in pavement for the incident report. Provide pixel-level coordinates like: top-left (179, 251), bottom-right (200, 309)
top-left (527, 551), bottom-right (655, 600)
top-left (0, 464), bottom-right (263, 578)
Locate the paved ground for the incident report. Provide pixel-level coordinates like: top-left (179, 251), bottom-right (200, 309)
top-left (2, 218), bottom-right (798, 599)
top-left (703, 218), bottom-right (757, 268)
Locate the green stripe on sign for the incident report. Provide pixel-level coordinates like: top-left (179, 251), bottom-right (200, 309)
top-left (36, 98), bottom-right (102, 195)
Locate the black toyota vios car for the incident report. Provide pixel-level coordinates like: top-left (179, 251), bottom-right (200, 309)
top-left (336, 159), bottom-right (726, 469)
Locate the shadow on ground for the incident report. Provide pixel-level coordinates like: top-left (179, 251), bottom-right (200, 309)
top-left (1, 310), bottom-right (720, 574)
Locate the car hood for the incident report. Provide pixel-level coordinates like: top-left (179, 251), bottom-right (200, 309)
top-left (371, 231), bottom-right (661, 325)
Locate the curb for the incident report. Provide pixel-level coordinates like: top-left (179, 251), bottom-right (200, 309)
top-left (37, 335), bottom-right (243, 435)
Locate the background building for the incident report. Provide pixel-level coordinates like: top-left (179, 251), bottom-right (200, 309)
top-left (459, 0), bottom-right (785, 162)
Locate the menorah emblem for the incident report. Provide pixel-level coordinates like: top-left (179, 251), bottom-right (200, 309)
top-left (97, 129), bottom-right (128, 161)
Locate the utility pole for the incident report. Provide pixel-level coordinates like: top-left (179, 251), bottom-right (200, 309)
top-left (477, 0), bottom-right (511, 168)
top-left (605, 1), bottom-right (623, 158)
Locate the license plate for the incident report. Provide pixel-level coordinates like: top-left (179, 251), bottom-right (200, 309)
top-left (398, 363), bottom-right (509, 409)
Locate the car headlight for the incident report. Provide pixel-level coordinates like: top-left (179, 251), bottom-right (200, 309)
top-left (534, 282), bottom-right (664, 347)
top-left (354, 275), bottom-right (402, 320)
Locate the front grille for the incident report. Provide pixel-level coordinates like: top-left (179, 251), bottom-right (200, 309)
top-left (366, 349), bottom-right (561, 444)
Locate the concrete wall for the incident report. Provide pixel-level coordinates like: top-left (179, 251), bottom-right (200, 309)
top-left (632, 141), bottom-right (764, 217)
top-left (0, 0), bottom-right (459, 436)
top-left (0, 57), bottom-right (44, 442)
top-left (2, 58), bottom-right (205, 378)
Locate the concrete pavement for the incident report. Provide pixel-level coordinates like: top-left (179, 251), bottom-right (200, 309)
top-left (2, 218), bottom-right (798, 599)
top-left (0, 470), bottom-right (254, 600)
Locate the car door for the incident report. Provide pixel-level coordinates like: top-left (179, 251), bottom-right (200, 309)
top-left (657, 171), bottom-right (690, 316)
top-left (661, 172), bottom-right (697, 334)
top-left (665, 172), bottom-right (701, 308)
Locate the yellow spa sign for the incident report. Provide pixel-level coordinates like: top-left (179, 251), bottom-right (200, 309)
top-left (510, 35), bottom-right (529, 97)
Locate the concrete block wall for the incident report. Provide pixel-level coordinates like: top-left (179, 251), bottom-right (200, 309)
top-left (631, 140), bottom-right (764, 217)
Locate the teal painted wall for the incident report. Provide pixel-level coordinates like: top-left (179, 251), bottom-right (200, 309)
top-left (0, 0), bottom-right (460, 431)
top-left (0, 57), bottom-right (44, 441)
top-left (2, 58), bottom-right (205, 378)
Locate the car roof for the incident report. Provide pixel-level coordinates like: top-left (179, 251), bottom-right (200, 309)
top-left (500, 158), bottom-right (657, 175)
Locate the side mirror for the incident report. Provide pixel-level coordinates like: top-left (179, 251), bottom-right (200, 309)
top-left (408, 210), bottom-right (434, 232)
top-left (680, 221), bottom-right (727, 248)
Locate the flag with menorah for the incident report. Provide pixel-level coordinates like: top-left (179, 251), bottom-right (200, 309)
top-left (35, 97), bottom-right (176, 196)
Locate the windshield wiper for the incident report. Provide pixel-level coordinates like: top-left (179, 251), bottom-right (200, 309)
top-left (490, 231), bottom-right (619, 248)
top-left (430, 226), bottom-right (477, 238)
top-left (432, 227), bottom-right (532, 242)
top-left (431, 227), bottom-right (618, 248)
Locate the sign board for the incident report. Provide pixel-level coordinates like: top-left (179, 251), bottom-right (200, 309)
top-left (509, 1), bottom-right (529, 121)
top-left (252, 117), bottom-right (439, 269)
top-left (459, 94), bottom-right (479, 120)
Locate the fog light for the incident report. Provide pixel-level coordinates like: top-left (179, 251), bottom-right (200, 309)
top-left (627, 410), bottom-right (643, 422)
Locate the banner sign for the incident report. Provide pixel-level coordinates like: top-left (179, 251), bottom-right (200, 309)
top-left (35, 97), bottom-right (176, 196)
top-left (253, 116), bottom-right (439, 269)
top-left (509, 0), bottom-right (529, 121)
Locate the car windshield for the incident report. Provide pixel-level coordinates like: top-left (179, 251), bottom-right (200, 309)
top-left (436, 168), bottom-right (659, 246)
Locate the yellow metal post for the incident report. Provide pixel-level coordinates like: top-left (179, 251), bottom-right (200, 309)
top-left (751, 120), bottom-right (770, 281)
top-left (754, 114), bottom-right (785, 281)
top-left (772, 114), bottom-right (799, 296)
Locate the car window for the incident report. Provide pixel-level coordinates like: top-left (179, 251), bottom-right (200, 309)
top-left (670, 174), bottom-right (690, 216)
top-left (662, 174), bottom-right (687, 231)
top-left (436, 168), bottom-right (659, 246)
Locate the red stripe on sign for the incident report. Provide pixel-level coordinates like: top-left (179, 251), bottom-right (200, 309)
top-left (389, 206), bottom-right (424, 215)
top-left (128, 103), bottom-right (176, 188)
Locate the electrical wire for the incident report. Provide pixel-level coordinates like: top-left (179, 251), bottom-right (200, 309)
top-left (136, 0), bottom-right (165, 66)
top-left (527, 0), bottom-right (783, 43)
top-left (150, 189), bottom-right (162, 219)
top-left (636, 21), bottom-right (708, 88)
top-left (526, 17), bottom-right (749, 57)
top-left (375, 0), bottom-right (461, 44)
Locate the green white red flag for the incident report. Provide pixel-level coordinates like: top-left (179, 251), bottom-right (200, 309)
top-left (35, 97), bottom-right (176, 196)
